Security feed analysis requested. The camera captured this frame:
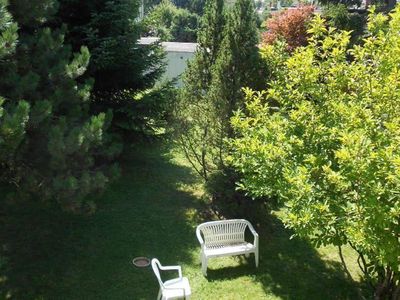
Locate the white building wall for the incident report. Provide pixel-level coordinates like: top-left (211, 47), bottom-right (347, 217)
top-left (163, 51), bottom-right (195, 86)
top-left (138, 38), bottom-right (197, 87)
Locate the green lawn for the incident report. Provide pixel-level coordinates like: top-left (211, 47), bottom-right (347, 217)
top-left (3, 142), bottom-right (364, 299)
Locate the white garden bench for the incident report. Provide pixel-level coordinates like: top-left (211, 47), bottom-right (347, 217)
top-left (196, 219), bottom-right (259, 276)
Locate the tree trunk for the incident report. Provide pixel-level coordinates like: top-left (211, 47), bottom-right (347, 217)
top-left (374, 267), bottom-right (400, 300)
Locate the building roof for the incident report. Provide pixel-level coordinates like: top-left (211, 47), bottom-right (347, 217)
top-left (162, 42), bottom-right (197, 53)
top-left (138, 37), bottom-right (198, 53)
top-left (138, 37), bottom-right (160, 45)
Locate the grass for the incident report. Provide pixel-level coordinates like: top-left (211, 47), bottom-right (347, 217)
top-left (1, 142), bottom-right (364, 299)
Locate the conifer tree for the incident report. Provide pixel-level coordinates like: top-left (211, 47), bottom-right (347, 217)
top-left (175, 0), bottom-right (225, 179)
top-left (182, 0), bottom-right (224, 103)
top-left (0, 0), bottom-right (120, 212)
top-left (57, 0), bottom-right (168, 134)
top-left (0, 0), bottom-right (29, 185)
top-left (59, 0), bottom-right (163, 96)
top-left (210, 0), bottom-right (261, 140)
top-left (205, 0), bottom-right (264, 215)
top-left (176, 0), bottom-right (263, 204)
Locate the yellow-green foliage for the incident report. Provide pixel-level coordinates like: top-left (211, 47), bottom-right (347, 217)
top-left (229, 7), bottom-right (400, 292)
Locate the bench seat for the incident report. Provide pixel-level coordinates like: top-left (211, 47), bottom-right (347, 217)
top-left (204, 242), bottom-right (255, 257)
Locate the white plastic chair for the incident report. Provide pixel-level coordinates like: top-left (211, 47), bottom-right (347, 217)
top-left (151, 258), bottom-right (191, 300)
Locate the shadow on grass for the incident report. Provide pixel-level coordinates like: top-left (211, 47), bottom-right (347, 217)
top-left (206, 215), bottom-right (361, 300)
top-left (0, 199), bottom-right (88, 299)
top-left (0, 142), bottom-right (362, 299)
top-left (0, 142), bottom-right (202, 299)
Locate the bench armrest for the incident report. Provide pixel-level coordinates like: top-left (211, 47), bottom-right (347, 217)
top-left (159, 265), bottom-right (182, 278)
top-left (196, 227), bottom-right (204, 248)
top-left (247, 222), bottom-right (259, 247)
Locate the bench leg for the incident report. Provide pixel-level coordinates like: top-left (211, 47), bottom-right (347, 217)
top-left (201, 255), bottom-right (208, 276)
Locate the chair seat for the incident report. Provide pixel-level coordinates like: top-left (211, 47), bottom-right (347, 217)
top-left (162, 277), bottom-right (191, 299)
top-left (204, 242), bottom-right (255, 257)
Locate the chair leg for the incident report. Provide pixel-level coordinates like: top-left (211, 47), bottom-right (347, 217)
top-left (255, 249), bottom-right (259, 267)
top-left (157, 289), bottom-right (162, 300)
top-left (201, 256), bottom-right (208, 276)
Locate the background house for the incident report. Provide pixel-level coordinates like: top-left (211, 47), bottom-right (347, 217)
top-left (138, 37), bottom-right (197, 86)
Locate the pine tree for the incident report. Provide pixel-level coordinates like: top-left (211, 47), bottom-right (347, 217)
top-left (175, 0), bottom-right (225, 180)
top-left (210, 0), bottom-right (261, 138)
top-left (59, 0), bottom-right (164, 95)
top-left (199, 0), bottom-right (263, 182)
top-left (176, 0), bottom-right (263, 183)
top-left (57, 0), bottom-right (168, 134)
top-left (0, 0), bottom-right (120, 212)
top-left (205, 0), bottom-right (264, 215)
top-left (0, 0), bottom-right (29, 185)
top-left (183, 0), bottom-right (224, 101)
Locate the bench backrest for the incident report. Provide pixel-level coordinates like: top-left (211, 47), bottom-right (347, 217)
top-left (197, 219), bottom-right (250, 248)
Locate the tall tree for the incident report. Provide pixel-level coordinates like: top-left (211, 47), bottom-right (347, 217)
top-left (0, 0), bottom-right (119, 212)
top-left (209, 0), bottom-right (262, 163)
top-left (0, 0), bottom-right (29, 187)
top-left (174, 0), bottom-right (225, 179)
top-left (175, 0), bottom-right (264, 217)
top-left (57, 0), bottom-right (168, 134)
top-left (205, 0), bottom-right (264, 215)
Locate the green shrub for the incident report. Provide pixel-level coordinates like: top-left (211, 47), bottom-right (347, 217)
top-left (229, 8), bottom-right (400, 297)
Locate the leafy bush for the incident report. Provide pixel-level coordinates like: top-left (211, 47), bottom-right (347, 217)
top-left (143, 0), bottom-right (199, 42)
top-left (230, 8), bottom-right (400, 298)
top-left (262, 5), bottom-right (315, 51)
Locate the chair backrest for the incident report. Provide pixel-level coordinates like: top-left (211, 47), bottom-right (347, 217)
top-left (151, 258), bottom-right (164, 288)
top-left (197, 219), bottom-right (250, 248)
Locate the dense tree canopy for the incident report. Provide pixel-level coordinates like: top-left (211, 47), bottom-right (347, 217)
top-left (59, 0), bottom-right (163, 94)
top-left (145, 0), bottom-right (206, 14)
top-left (57, 0), bottom-right (169, 134)
top-left (143, 0), bottom-right (199, 42)
top-left (0, 0), bottom-right (121, 212)
top-left (229, 9), bottom-right (400, 298)
top-left (0, 0), bottom-right (28, 186)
